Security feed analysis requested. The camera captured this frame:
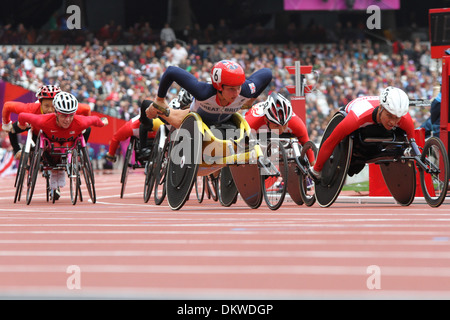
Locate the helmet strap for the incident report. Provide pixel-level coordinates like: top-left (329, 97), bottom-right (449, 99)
top-left (373, 106), bottom-right (381, 124)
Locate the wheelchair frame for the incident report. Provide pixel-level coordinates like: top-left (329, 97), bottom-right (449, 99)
top-left (165, 112), bottom-right (269, 210)
top-left (24, 131), bottom-right (96, 205)
top-left (315, 110), bottom-right (449, 208)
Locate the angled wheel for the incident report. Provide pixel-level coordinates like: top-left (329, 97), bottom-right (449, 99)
top-left (315, 111), bottom-right (353, 207)
top-left (44, 170), bottom-right (51, 203)
top-left (206, 174), bottom-right (219, 201)
top-left (26, 147), bottom-right (42, 205)
top-left (120, 136), bottom-right (136, 198)
top-left (230, 163), bottom-right (263, 209)
top-left (299, 141), bottom-right (318, 206)
top-left (419, 136), bottom-right (449, 207)
top-left (195, 176), bottom-right (206, 203)
top-left (218, 167), bottom-right (238, 207)
top-left (69, 149), bottom-right (80, 205)
top-left (261, 140), bottom-right (288, 210)
top-left (166, 113), bottom-right (202, 210)
top-left (154, 127), bottom-right (170, 205)
top-left (14, 149), bottom-right (29, 203)
top-left (154, 139), bottom-right (170, 205)
top-left (143, 146), bottom-right (157, 203)
top-left (79, 145), bottom-right (96, 203)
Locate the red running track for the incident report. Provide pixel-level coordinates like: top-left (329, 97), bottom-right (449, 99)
top-left (0, 170), bottom-right (450, 299)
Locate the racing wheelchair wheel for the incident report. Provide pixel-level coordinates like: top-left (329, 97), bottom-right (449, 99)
top-left (166, 113), bottom-right (202, 210)
top-left (218, 167), bottom-right (239, 207)
top-left (315, 111), bottom-right (353, 207)
top-left (299, 141), bottom-right (318, 207)
top-left (120, 136), bottom-right (137, 198)
top-left (154, 134), bottom-right (170, 205)
top-left (194, 176), bottom-right (206, 203)
top-left (261, 140), bottom-right (288, 210)
top-left (143, 145), bottom-right (157, 203)
top-left (14, 149), bottom-right (30, 203)
top-left (419, 136), bottom-right (449, 207)
top-left (69, 149), bottom-right (80, 205)
top-left (26, 143), bottom-right (43, 205)
top-left (78, 144), bottom-right (96, 203)
top-left (206, 174), bottom-right (219, 201)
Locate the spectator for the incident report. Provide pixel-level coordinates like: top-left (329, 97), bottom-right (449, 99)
top-left (160, 23), bottom-right (176, 47)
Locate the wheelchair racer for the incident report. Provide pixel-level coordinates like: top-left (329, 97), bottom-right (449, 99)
top-left (17, 92), bottom-right (108, 200)
top-left (104, 115), bottom-right (164, 163)
top-left (308, 86), bottom-right (418, 181)
top-left (143, 60), bottom-right (272, 128)
top-left (2, 85), bottom-right (92, 159)
top-left (245, 92), bottom-right (315, 164)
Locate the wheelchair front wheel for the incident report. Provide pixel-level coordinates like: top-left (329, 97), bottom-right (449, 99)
top-left (299, 141), bottom-right (318, 207)
top-left (261, 141), bottom-right (288, 210)
top-left (120, 136), bottom-right (136, 198)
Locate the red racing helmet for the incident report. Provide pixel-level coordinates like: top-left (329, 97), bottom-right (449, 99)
top-left (210, 60), bottom-right (245, 91)
top-left (36, 85), bottom-right (61, 100)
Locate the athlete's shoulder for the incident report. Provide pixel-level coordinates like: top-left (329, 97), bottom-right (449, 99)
top-left (246, 102), bottom-right (266, 118)
top-left (345, 96), bottom-right (378, 115)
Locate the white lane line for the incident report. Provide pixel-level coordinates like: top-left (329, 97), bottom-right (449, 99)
top-left (0, 222), bottom-right (450, 228)
top-left (0, 264), bottom-right (450, 277)
top-left (0, 239), bottom-right (447, 245)
top-left (0, 250), bottom-right (449, 259)
top-left (0, 230), bottom-right (446, 235)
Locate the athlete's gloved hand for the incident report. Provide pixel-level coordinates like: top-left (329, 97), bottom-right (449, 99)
top-left (2, 121), bottom-right (12, 132)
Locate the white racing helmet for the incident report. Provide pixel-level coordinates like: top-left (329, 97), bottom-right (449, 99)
top-left (53, 92), bottom-right (78, 114)
top-left (264, 92), bottom-right (293, 126)
top-left (178, 88), bottom-right (193, 109)
top-left (169, 88), bottom-right (193, 110)
top-left (379, 86), bottom-right (409, 117)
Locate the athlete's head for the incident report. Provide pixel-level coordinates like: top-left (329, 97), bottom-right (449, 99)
top-left (378, 86), bottom-right (409, 130)
top-left (210, 60), bottom-right (245, 105)
top-left (177, 88), bottom-right (193, 109)
top-left (264, 92), bottom-right (293, 127)
top-left (53, 92), bottom-right (78, 129)
top-left (36, 85), bottom-right (61, 114)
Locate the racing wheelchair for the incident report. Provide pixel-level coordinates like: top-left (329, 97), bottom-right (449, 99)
top-left (24, 130), bottom-right (96, 205)
top-left (143, 124), bottom-right (170, 204)
top-left (315, 110), bottom-right (449, 208)
top-left (14, 129), bottom-right (35, 203)
top-left (163, 111), bottom-right (279, 210)
top-left (120, 135), bottom-right (156, 199)
top-left (262, 133), bottom-right (318, 209)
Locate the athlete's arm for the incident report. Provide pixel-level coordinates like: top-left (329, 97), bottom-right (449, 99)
top-left (398, 113), bottom-right (416, 140)
top-left (77, 103), bottom-right (92, 116)
top-left (241, 68), bottom-right (273, 98)
top-left (313, 112), bottom-right (360, 172)
top-left (156, 66), bottom-right (213, 101)
top-left (288, 116), bottom-right (315, 163)
top-left (18, 112), bottom-right (45, 131)
top-left (108, 121), bottom-right (133, 156)
top-left (2, 101), bottom-right (33, 130)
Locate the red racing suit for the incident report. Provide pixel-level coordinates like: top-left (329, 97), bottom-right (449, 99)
top-left (313, 96), bottom-right (415, 172)
top-left (2, 100), bottom-right (91, 124)
top-left (107, 115), bottom-right (163, 156)
top-left (245, 102), bottom-right (315, 163)
top-left (18, 113), bottom-right (105, 146)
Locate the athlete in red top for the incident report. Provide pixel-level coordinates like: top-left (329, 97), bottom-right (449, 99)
top-left (245, 92), bottom-right (315, 163)
top-left (17, 92), bottom-right (107, 200)
top-left (2, 85), bottom-right (92, 158)
top-left (105, 115), bottom-right (162, 162)
top-left (309, 86), bottom-right (415, 180)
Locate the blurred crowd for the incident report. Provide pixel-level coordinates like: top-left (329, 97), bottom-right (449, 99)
top-left (0, 21), bottom-right (442, 145)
